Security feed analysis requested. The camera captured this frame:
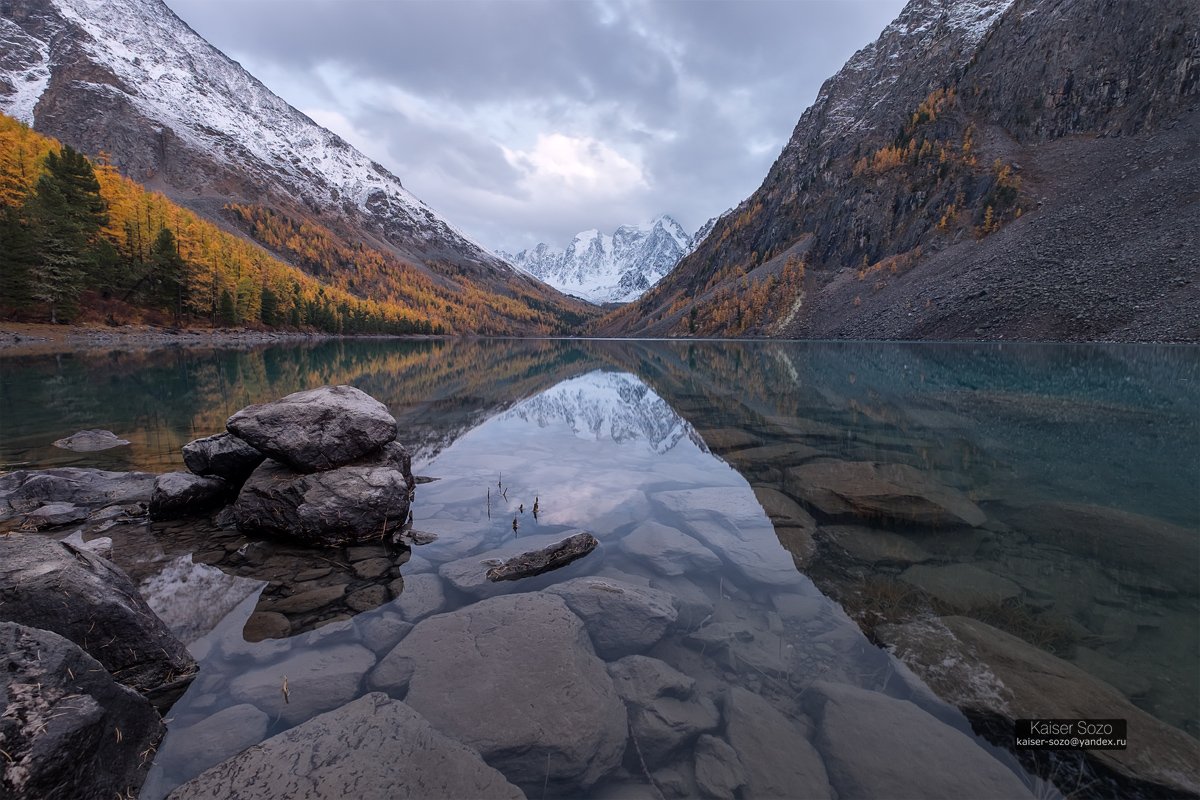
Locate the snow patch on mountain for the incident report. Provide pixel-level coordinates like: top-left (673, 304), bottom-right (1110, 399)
top-left (0, 18), bottom-right (52, 121)
top-left (500, 215), bottom-right (700, 303)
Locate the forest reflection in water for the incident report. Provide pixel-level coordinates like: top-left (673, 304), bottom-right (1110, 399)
top-left (2, 337), bottom-right (1197, 796)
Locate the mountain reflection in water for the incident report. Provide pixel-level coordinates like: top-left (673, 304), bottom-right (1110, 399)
top-left (2, 338), bottom-right (1196, 798)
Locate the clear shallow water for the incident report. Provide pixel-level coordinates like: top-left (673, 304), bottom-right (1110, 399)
top-left (1, 338), bottom-right (1197, 798)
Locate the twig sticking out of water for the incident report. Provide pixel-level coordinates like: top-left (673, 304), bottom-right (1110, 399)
top-left (533, 496), bottom-right (539, 521)
top-left (281, 675), bottom-right (290, 704)
top-left (512, 517), bottom-right (519, 534)
top-left (487, 488), bottom-right (491, 519)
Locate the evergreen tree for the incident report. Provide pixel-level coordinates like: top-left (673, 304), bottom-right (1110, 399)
top-left (217, 289), bottom-right (237, 326)
top-left (149, 226), bottom-right (186, 320)
top-left (0, 204), bottom-right (35, 309)
top-left (26, 177), bottom-right (87, 323)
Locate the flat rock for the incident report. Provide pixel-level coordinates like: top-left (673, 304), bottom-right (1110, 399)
top-left (167, 693), bottom-right (523, 800)
top-left (52, 428), bottom-right (131, 452)
top-left (369, 592), bottom-right (626, 794)
top-left (878, 616), bottom-right (1200, 797)
top-left (242, 611), bottom-right (291, 642)
top-left (173, 703), bottom-right (270, 779)
top-left (607, 655), bottom-right (720, 766)
top-left (263, 584), bottom-right (346, 614)
top-left (226, 385), bottom-right (398, 472)
top-left (801, 681), bottom-right (1033, 800)
top-left (752, 485), bottom-right (818, 528)
top-left (620, 521), bottom-right (722, 576)
top-left (821, 524), bottom-right (933, 565)
top-left (352, 557), bottom-right (393, 579)
top-left (694, 734), bottom-right (747, 799)
top-left (547, 576), bottom-right (678, 659)
top-left (21, 501), bottom-right (87, 528)
top-left (61, 529), bottom-right (113, 558)
top-left (723, 686), bottom-right (831, 799)
top-left (181, 432), bottom-right (264, 483)
top-left (356, 611), bottom-right (412, 654)
top-left (229, 643), bottom-right (376, 727)
top-left (0, 622), bottom-right (163, 800)
top-left (899, 563), bottom-right (1022, 610)
top-left (0, 467), bottom-right (155, 517)
top-left (150, 472), bottom-right (230, 520)
top-left (393, 572), bottom-right (446, 622)
top-left (784, 461), bottom-right (986, 527)
top-left (346, 585), bottom-right (388, 613)
top-left (232, 454), bottom-right (411, 547)
top-left (0, 534), bottom-right (196, 708)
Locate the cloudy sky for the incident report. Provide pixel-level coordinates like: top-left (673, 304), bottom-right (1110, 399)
top-left (165, 0), bottom-right (905, 254)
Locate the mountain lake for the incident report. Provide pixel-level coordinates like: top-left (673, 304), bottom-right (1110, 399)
top-left (1, 337), bottom-right (1196, 799)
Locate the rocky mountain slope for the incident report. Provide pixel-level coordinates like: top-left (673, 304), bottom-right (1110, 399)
top-left (500, 216), bottom-right (694, 304)
top-left (0, 0), bottom-right (594, 333)
top-left (598, 0), bottom-right (1199, 341)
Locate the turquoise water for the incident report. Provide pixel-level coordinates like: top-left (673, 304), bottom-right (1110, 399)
top-left (2, 338), bottom-right (1196, 797)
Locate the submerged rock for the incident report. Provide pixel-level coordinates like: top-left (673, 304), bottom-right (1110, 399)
top-left (0, 534), bottom-right (197, 709)
top-left (0, 467), bottom-right (154, 518)
top-left (232, 454), bottom-right (411, 547)
top-left (171, 703), bottom-right (270, 781)
top-left (226, 384), bottom-right (398, 472)
top-left (150, 472), bottom-right (230, 520)
top-left (723, 686), bottom-right (831, 799)
top-left (181, 432), bottom-right (264, 483)
top-left (898, 563), bottom-right (1022, 610)
top-left (620, 520), bottom-right (722, 576)
top-left (228, 643), bottom-right (376, 727)
top-left (784, 461), bottom-right (986, 527)
top-left (801, 681), bottom-right (1034, 800)
top-left (51, 428), bottom-right (131, 452)
top-left (369, 592), bottom-right (626, 794)
top-left (546, 576), bottom-right (678, 659)
top-left (694, 734), bottom-right (747, 799)
top-left (1, 622), bottom-right (163, 800)
top-left (606, 655), bottom-right (720, 767)
top-left (167, 693), bottom-right (523, 800)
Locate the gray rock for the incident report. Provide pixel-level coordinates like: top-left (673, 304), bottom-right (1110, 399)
top-left (879, 616), bottom-right (1200, 797)
top-left (620, 521), bottom-right (722, 576)
top-left (694, 734), bottom-right (747, 799)
top-left (352, 556), bottom-right (393, 579)
top-left (226, 384), bottom-right (398, 472)
top-left (649, 575), bottom-right (715, 627)
top-left (229, 643), bottom-right (376, 727)
top-left (174, 703), bottom-right (269, 778)
top-left (357, 610), bottom-right (412, 654)
top-left (61, 529), bottom-right (113, 558)
top-left (52, 428), bottom-right (130, 452)
top-left (370, 592), bottom-right (626, 793)
top-left (262, 584), bottom-right (346, 614)
top-left (181, 432), bottom-right (264, 483)
top-left (784, 461), bottom-right (986, 527)
top-left (394, 572), bottom-right (446, 622)
top-left (801, 680), bottom-right (1034, 800)
top-left (547, 576), bottom-right (678, 659)
top-left (752, 485), bottom-right (818, 528)
top-left (0, 467), bottom-right (154, 517)
top-left (0, 622), bottom-right (163, 800)
top-left (232, 455), bottom-right (411, 547)
top-left (242, 611), bottom-right (291, 642)
top-left (821, 524), bottom-right (933, 565)
top-left (346, 585), bottom-right (388, 613)
top-left (167, 693), bottom-right (523, 800)
top-left (21, 501), bottom-right (88, 528)
top-left (723, 686), bottom-right (831, 799)
top-left (899, 563), bottom-right (1022, 610)
top-left (685, 623), bottom-right (789, 679)
top-left (150, 472), bottom-right (230, 520)
top-left (0, 533), bottom-right (197, 708)
top-left (439, 532), bottom-right (600, 599)
top-left (607, 655), bottom-right (720, 766)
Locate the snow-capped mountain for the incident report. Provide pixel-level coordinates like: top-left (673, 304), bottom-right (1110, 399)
top-left (504, 370), bottom-right (704, 455)
top-left (0, 0), bottom-right (500, 273)
top-left (500, 215), bottom-right (697, 304)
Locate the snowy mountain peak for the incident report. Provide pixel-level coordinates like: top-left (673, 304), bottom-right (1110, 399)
top-left (501, 214), bottom-right (703, 304)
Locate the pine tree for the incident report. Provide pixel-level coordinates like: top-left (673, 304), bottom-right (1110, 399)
top-left (149, 227), bottom-right (187, 322)
top-left (217, 289), bottom-right (238, 326)
top-left (26, 176), bottom-right (87, 323)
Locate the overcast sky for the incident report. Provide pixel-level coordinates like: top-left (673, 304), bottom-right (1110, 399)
top-left (165, 0), bottom-right (905, 254)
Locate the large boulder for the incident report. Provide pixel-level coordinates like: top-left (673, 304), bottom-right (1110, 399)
top-left (369, 592), bottom-right (626, 794)
top-left (546, 576), bottom-right (678, 659)
top-left (181, 432), bottom-right (265, 483)
top-left (620, 521), bottom-right (722, 577)
top-left (0, 534), bottom-right (197, 708)
top-left (784, 461), bottom-right (986, 527)
top-left (167, 693), bottom-right (524, 800)
top-left (1, 622), bottom-right (164, 800)
top-left (878, 616), bottom-right (1200, 797)
top-left (606, 655), bottom-right (720, 767)
top-left (232, 447), bottom-right (412, 547)
top-left (226, 385), bottom-right (398, 472)
top-left (723, 686), bottom-right (831, 799)
top-left (149, 472), bottom-right (230, 520)
top-left (800, 681), bottom-right (1034, 800)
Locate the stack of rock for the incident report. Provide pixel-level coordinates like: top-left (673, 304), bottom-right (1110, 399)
top-left (152, 385), bottom-right (414, 548)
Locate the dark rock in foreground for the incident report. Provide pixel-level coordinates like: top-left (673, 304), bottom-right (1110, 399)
top-left (51, 429), bottom-right (131, 452)
top-left (167, 693), bottom-right (523, 800)
top-left (0, 467), bottom-right (154, 520)
top-left (486, 531), bottom-right (599, 582)
top-left (181, 432), bottom-right (264, 483)
top-left (0, 622), bottom-right (163, 800)
top-left (226, 384), bottom-right (398, 472)
top-left (0, 534), bottom-right (197, 709)
top-left (150, 472), bottom-right (230, 520)
top-left (232, 449), bottom-right (412, 547)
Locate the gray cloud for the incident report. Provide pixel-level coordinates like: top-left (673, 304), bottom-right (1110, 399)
top-left (166, 0), bottom-right (905, 252)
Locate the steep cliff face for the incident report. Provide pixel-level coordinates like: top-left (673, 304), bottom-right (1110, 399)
top-left (600, 0), bottom-right (1199, 341)
top-left (0, 0), bottom-right (594, 333)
